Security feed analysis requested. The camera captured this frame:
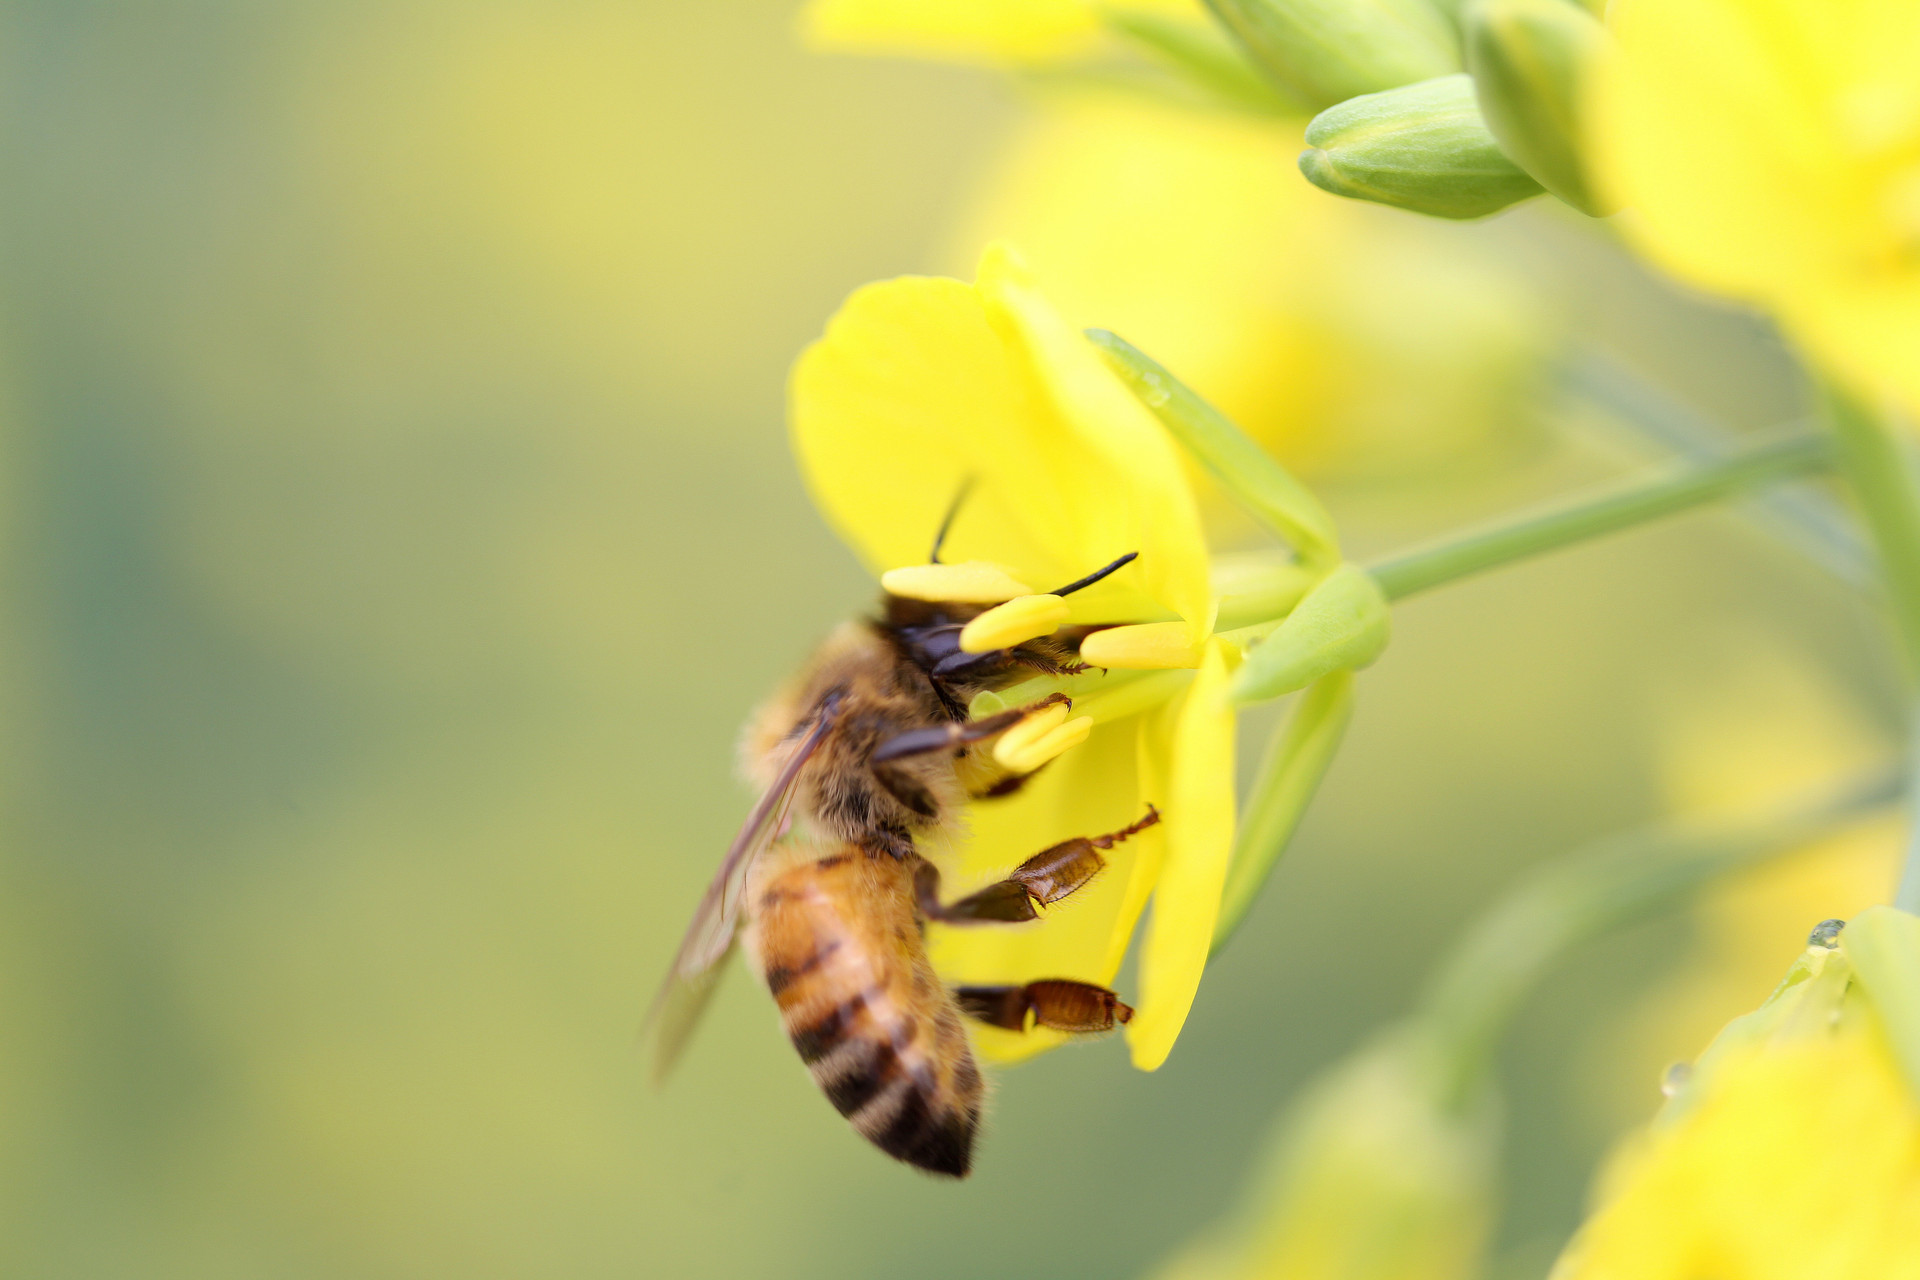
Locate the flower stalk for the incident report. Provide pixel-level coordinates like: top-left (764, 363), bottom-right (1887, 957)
top-left (1367, 431), bottom-right (1834, 602)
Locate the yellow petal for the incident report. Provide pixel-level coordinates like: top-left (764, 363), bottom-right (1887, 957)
top-left (926, 717), bottom-right (1152, 1064)
top-left (945, 93), bottom-right (1548, 480)
top-left (879, 560), bottom-right (1034, 603)
top-left (1554, 1028), bottom-right (1920, 1280)
top-left (1128, 637), bottom-right (1238, 1071)
top-left (959, 593), bottom-right (1072, 652)
top-left (1080, 621), bottom-right (1206, 670)
top-left (790, 252), bottom-right (1211, 628)
top-left (977, 243), bottom-right (1216, 641)
top-left (1590, 0), bottom-right (1920, 422)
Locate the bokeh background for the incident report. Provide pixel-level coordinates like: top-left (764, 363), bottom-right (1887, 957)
top-left (0, 3), bottom-right (1902, 1278)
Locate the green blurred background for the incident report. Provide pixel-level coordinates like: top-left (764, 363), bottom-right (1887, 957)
top-left (0, 3), bottom-right (1896, 1278)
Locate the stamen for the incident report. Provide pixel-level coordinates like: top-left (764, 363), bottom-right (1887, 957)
top-left (1079, 622), bottom-right (1205, 670)
top-left (993, 706), bottom-right (1092, 773)
top-left (880, 560), bottom-right (1034, 604)
top-left (958, 594), bottom-right (1072, 653)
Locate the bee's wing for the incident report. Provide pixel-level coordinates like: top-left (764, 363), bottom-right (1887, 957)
top-left (642, 701), bottom-right (837, 1083)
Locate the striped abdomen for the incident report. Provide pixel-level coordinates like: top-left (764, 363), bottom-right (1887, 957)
top-left (743, 843), bottom-right (982, 1177)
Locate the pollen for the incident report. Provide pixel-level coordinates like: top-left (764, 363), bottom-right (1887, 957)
top-left (880, 560), bottom-right (1034, 604)
top-left (1079, 621), bottom-right (1205, 670)
top-left (993, 705), bottom-right (1093, 774)
top-left (959, 593), bottom-right (1072, 653)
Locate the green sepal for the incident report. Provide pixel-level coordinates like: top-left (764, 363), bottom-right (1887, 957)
top-left (1300, 73), bottom-right (1544, 220)
top-left (1089, 328), bottom-right (1341, 568)
top-left (1202, 0), bottom-right (1461, 111)
top-left (1230, 563), bottom-right (1390, 705)
top-left (1842, 905), bottom-right (1920, 1103)
top-left (1464, 0), bottom-right (1612, 215)
top-left (1212, 670), bottom-right (1354, 952)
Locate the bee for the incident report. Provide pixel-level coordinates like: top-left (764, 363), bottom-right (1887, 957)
top-left (646, 504), bottom-right (1162, 1178)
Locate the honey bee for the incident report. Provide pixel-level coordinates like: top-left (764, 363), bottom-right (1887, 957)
top-left (647, 508), bottom-right (1161, 1178)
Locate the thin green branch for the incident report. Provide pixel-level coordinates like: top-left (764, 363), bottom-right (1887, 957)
top-left (1368, 431), bottom-right (1834, 602)
top-left (1564, 351), bottom-right (1870, 586)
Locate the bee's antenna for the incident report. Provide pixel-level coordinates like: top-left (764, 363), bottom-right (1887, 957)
top-left (928, 476), bottom-right (976, 564)
top-left (1050, 551), bottom-right (1139, 597)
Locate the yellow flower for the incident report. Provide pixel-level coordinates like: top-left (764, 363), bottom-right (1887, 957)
top-left (1552, 916), bottom-right (1920, 1280)
top-left (946, 90), bottom-right (1549, 480)
top-left (789, 246), bottom-right (1237, 1069)
top-left (800, 0), bottom-right (1203, 67)
top-left (1591, 0), bottom-right (1920, 419)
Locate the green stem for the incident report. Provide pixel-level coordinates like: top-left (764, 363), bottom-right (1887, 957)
top-left (1416, 767), bottom-right (1902, 1112)
top-left (1368, 432), bottom-right (1833, 602)
top-left (1899, 730), bottom-right (1920, 915)
top-left (1823, 386), bottom-right (1920, 677)
top-left (1821, 387), bottom-right (1920, 912)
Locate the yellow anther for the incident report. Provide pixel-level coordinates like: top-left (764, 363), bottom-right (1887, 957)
top-left (879, 560), bottom-right (1035, 604)
top-left (994, 708), bottom-right (1093, 774)
top-left (1079, 622), bottom-right (1206, 670)
top-left (959, 594), bottom-right (1072, 653)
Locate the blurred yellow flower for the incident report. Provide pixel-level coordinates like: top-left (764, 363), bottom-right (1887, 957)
top-left (788, 247), bottom-right (1238, 1069)
top-left (1155, 1033), bottom-right (1495, 1280)
top-left (1553, 929), bottom-right (1920, 1280)
top-left (801, 0), bottom-right (1203, 66)
top-left (946, 91), bottom-right (1548, 480)
top-left (1592, 0), bottom-right (1920, 418)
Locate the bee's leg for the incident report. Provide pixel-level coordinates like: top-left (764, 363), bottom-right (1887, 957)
top-left (913, 806), bottom-right (1161, 924)
top-left (870, 693), bottom-right (1070, 765)
top-left (971, 767), bottom-right (1043, 800)
top-left (954, 980), bottom-right (1132, 1033)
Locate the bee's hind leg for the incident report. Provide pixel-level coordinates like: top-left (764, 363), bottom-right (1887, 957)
top-left (954, 980), bottom-right (1132, 1033)
top-left (912, 806), bottom-right (1161, 924)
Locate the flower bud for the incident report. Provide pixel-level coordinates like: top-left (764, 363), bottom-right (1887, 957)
top-left (1207, 0), bottom-right (1461, 111)
top-left (1229, 564), bottom-right (1389, 705)
top-left (1300, 74), bottom-right (1545, 220)
top-left (1464, 0), bottom-right (1612, 215)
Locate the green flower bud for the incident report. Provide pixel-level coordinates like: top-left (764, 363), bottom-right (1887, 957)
top-left (1841, 906), bottom-right (1920, 1101)
top-left (1229, 563), bottom-right (1389, 705)
top-left (1464, 0), bottom-right (1613, 215)
top-left (1206, 0), bottom-right (1461, 111)
top-left (1300, 74), bottom-right (1545, 219)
